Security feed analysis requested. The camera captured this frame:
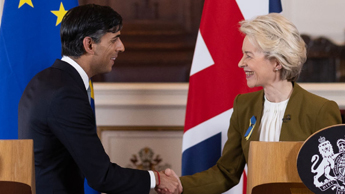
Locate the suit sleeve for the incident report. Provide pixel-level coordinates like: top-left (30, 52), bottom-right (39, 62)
top-left (47, 86), bottom-right (151, 194)
top-left (313, 100), bottom-right (342, 132)
top-left (180, 95), bottom-right (245, 194)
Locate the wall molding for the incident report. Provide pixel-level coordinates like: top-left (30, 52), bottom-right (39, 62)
top-left (94, 83), bottom-right (188, 107)
top-left (94, 83), bottom-right (345, 126)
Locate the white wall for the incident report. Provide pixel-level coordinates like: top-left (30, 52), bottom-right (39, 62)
top-left (281, 0), bottom-right (345, 44)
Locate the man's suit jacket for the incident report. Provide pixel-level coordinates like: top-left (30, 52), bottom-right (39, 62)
top-left (18, 60), bottom-right (150, 194)
top-left (180, 83), bottom-right (342, 194)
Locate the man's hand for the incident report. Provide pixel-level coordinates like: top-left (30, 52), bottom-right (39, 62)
top-left (155, 169), bottom-right (183, 194)
top-left (164, 168), bottom-right (182, 193)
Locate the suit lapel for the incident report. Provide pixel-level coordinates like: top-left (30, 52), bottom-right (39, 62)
top-left (279, 82), bottom-right (302, 141)
top-left (249, 90), bottom-right (265, 141)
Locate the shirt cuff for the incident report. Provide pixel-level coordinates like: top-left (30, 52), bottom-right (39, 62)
top-left (148, 170), bottom-right (156, 188)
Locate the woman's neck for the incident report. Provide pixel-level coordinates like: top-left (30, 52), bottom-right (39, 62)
top-left (263, 81), bottom-right (293, 103)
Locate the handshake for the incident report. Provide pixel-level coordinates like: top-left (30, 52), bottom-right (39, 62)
top-left (154, 168), bottom-right (183, 194)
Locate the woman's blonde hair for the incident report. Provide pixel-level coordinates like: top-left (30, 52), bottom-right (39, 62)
top-left (240, 13), bottom-right (306, 81)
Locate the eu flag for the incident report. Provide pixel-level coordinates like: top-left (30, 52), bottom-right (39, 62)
top-left (1, 1), bottom-right (100, 193)
top-left (0, 0), bottom-right (77, 138)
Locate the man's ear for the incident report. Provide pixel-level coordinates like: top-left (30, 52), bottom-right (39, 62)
top-left (83, 37), bottom-right (94, 54)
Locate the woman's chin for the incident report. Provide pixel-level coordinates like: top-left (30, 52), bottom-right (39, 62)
top-left (246, 82), bottom-right (255, 88)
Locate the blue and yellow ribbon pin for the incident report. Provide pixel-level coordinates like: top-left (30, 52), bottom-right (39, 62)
top-left (244, 116), bottom-right (256, 140)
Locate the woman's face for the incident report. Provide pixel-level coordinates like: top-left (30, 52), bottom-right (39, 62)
top-left (238, 36), bottom-right (279, 88)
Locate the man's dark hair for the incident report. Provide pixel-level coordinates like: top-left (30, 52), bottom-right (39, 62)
top-left (60, 4), bottom-right (122, 57)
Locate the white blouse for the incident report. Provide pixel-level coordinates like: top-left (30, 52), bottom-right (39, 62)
top-left (259, 96), bottom-right (289, 142)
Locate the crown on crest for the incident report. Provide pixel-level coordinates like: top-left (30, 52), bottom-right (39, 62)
top-left (319, 136), bottom-right (326, 143)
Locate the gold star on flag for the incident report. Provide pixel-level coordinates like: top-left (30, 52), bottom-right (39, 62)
top-left (18, 0), bottom-right (34, 8)
top-left (51, 2), bottom-right (68, 26)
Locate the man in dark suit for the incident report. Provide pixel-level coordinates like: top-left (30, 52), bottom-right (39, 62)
top-left (18, 4), bottom-right (181, 194)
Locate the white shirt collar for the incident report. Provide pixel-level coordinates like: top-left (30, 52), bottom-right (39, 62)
top-left (61, 56), bottom-right (89, 90)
